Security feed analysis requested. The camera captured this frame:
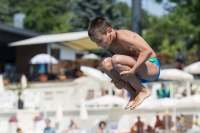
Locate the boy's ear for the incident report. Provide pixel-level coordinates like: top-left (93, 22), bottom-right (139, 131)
top-left (107, 27), bottom-right (112, 33)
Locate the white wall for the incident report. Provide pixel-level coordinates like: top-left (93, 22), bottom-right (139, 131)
top-left (51, 43), bottom-right (86, 61)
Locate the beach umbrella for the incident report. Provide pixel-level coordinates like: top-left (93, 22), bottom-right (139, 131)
top-left (80, 66), bottom-right (111, 82)
top-left (137, 98), bottom-right (178, 110)
top-left (73, 76), bottom-right (101, 90)
top-left (159, 68), bottom-right (194, 81)
top-left (0, 75), bottom-right (4, 94)
top-left (86, 95), bottom-right (127, 106)
top-left (82, 53), bottom-right (100, 60)
top-left (161, 98), bottom-right (178, 108)
top-left (29, 53), bottom-right (58, 64)
top-left (178, 94), bottom-right (200, 106)
top-left (184, 61), bottom-right (200, 74)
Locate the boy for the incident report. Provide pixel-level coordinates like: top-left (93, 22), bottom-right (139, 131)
top-left (88, 17), bottom-right (160, 110)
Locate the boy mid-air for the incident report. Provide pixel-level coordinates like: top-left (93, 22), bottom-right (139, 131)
top-left (88, 17), bottom-right (160, 110)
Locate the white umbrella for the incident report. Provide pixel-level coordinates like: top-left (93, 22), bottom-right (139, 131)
top-left (0, 75), bottom-right (4, 94)
top-left (161, 98), bottom-right (178, 108)
top-left (21, 75), bottom-right (27, 89)
top-left (79, 99), bottom-right (89, 120)
top-left (86, 95), bottom-right (127, 106)
top-left (73, 76), bottom-right (101, 90)
top-left (159, 68), bottom-right (194, 81)
top-left (184, 61), bottom-right (200, 74)
top-left (29, 53), bottom-right (58, 64)
top-left (137, 98), bottom-right (178, 110)
top-left (179, 94), bottom-right (200, 105)
top-left (82, 53), bottom-right (100, 60)
top-left (80, 66), bottom-right (111, 82)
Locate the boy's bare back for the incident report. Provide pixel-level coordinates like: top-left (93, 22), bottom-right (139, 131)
top-left (108, 30), bottom-right (157, 58)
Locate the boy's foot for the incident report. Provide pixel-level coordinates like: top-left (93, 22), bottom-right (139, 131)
top-left (124, 88), bottom-right (151, 110)
top-left (124, 91), bottom-right (137, 110)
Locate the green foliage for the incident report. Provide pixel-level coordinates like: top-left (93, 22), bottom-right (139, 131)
top-left (67, 0), bottom-right (131, 31)
top-left (0, 0), bottom-right (70, 33)
top-left (20, 0), bottom-right (70, 33)
top-left (154, 0), bottom-right (200, 49)
top-left (0, 0), bottom-right (17, 23)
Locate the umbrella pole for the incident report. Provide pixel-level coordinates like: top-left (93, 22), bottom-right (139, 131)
top-left (170, 81), bottom-right (173, 98)
top-left (47, 43), bottom-right (52, 73)
top-left (186, 81), bottom-right (191, 97)
top-left (50, 43), bottom-right (52, 73)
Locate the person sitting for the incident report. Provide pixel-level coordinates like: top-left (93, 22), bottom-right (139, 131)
top-left (157, 84), bottom-right (170, 98)
top-left (96, 121), bottom-right (106, 133)
top-left (44, 118), bottom-right (55, 133)
top-left (176, 116), bottom-right (185, 133)
top-left (131, 116), bottom-right (144, 133)
top-left (154, 115), bottom-right (165, 132)
top-left (61, 119), bottom-right (78, 133)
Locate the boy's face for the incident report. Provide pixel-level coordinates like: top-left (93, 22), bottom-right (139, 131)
top-left (90, 27), bottom-right (113, 49)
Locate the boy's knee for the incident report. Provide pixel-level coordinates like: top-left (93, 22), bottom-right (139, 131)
top-left (111, 54), bottom-right (122, 66)
top-left (101, 57), bottom-right (112, 70)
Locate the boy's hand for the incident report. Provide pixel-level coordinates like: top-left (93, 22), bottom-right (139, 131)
top-left (120, 70), bottom-right (134, 81)
top-left (111, 80), bottom-right (125, 89)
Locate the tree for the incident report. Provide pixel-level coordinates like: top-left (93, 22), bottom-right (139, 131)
top-left (0, 0), bottom-right (71, 33)
top-left (0, 0), bottom-right (17, 23)
top-left (67, 0), bottom-right (131, 31)
top-left (154, 0), bottom-right (200, 49)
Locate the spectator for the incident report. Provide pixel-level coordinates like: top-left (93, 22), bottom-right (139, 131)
top-left (174, 60), bottom-right (183, 70)
top-left (154, 115), bottom-right (165, 132)
top-left (175, 48), bottom-right (187, 66)
top-left (44, 118), bottom-right (55, 133)
top-left (131, 116), bottom-right (144, 133)
top-left (61, 119), bottom-right (78, 133)
top-left (157, 84), bottom-right (170, 98)
top-left (176, 116), bottom-right (185, 133)
top-left (17, 128), bottom-right (23, 133)
top-left (196, 47), bottom-right (200, 61)
top-left (96, 121), bottom-right (106, 133)
top-left (146, 125), bottom-right (153, 133)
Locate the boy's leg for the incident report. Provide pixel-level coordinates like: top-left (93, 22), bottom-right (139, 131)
top-left (111, 55), bottom-right (156, 109)
top-left (101, 57), bottom-right (137, 98)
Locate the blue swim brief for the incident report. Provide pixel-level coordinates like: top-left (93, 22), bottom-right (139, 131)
top-left (140, 58), bottom-right (160, 83)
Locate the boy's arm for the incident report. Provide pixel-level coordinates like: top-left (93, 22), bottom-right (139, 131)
top-left (118, 32), bottom-right (152, 74)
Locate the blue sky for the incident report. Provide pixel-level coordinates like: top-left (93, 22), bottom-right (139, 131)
top-left (118, 0), bottom-right (167, 17)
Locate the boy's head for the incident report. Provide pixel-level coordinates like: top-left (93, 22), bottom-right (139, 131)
top-left (88, 17), bottom-right (114, 49)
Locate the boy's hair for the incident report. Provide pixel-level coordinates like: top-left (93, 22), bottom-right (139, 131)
top-left (88, 17), bottom-right (112, 37)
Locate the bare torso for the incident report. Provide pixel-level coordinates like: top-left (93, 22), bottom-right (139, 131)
top-left (135, 121), bottom-right (144, 133)
top-left (108, 30), bottom-right (157, 58)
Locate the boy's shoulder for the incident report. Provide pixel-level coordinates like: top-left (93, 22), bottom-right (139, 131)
top-left (116, 30), bottom-right (136, 41)
top-left (117, 29), bottom-right (136, 37)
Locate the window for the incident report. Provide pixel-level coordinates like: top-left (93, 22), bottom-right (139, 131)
top-left (51, 49), bottom-right (60, 59)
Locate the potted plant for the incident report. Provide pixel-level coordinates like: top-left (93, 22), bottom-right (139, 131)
top-left (38, 74), bottom-right (48, 81)
top-left (57, 74), bottom-right (67, 81)
top-left (3, 77), bottom-right (9, 85)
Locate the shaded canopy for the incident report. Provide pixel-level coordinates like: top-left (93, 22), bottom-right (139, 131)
top-left (9, 31), bottom-right (101, 51)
